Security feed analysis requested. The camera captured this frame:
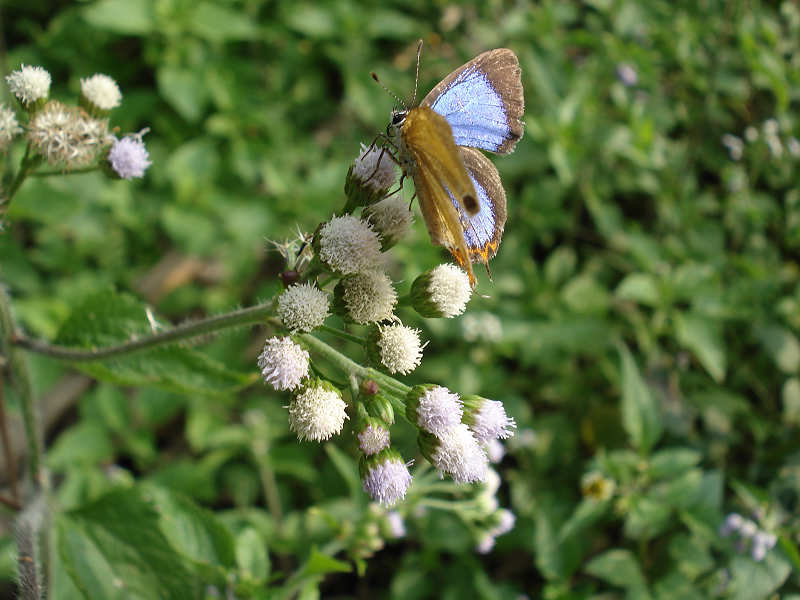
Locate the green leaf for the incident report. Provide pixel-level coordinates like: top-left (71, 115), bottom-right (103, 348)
top-left (235, 527), bottom-right (270, 582)
top-left (188, 3), bottom-right (259, 41)
top-left (54, 290), bottom-right (250, 396)
top-left (616, 273), bottom-right (661, 307)
top-left (585, 549), bottom-right (649, 595)
top-left (562, 274), bottom-right (610, 314)
top-left (302, 547), bottom-right (351, 576)
top-left (618, 343), bottom-right (662, 453)
top-left (648, 448), bottom-right (701, 479)
top-left (143, 485), bottom-right (236, 570)
top-left (57, 487), bottom-right (201, 599)
top-left (728, 552), bottom-right (791, 600)
top-left (82, 0), bottom-right (154, 34)
top-left (755, 324), bottom-right (800, 374)
top-left (157, 67), bottom-right (210, 123)
top-left (674, 313), bottom-right (726, 382)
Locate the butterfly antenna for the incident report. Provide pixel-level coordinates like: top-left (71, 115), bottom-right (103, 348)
top-left (371, 72), bottom-right (406, 109)
top-left (412, 39), bottom-right (423, 104)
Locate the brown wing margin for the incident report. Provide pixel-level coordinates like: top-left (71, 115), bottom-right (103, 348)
top-left (421, 48), bottom-right (524, 155)
top-left (458, 147), bottom-right (507, 263)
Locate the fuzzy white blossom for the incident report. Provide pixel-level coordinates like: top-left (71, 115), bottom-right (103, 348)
top-left (430, 424), bottom-right (488, 483)
top-left (288, 382), bottom-right (348, 442)
top-left (80, 74), bottom-right (122, 111)
top-left (486, 439), bottom-right (505, 463)
top-left (362, 195), bottom-right (413, 249)
top-left (352, 143), bottom-right (397, 192)
top-left (410, 386), bottom-right (463, 438)
top-left (277, 282), bottom-right (330, 332)
top-left (358, 423), bottom-right (390, 456)
top-left (6, 65), bottom-right (51, 106)
top-left (338, 270), bottom-right (396, 324)
top-left (318, 215), bottom-right (382, 274)
top-left (374, 323), bottom-right (423, 375)
top-left (465, 398), bottom-right (516, 443)
top-left (411, 263), bottom-right (472, 318)
top-left (108, 135), bottom-right (151, 179)
top-left (0, 105), bottom-right (22, 150)
top-left (257, 337), bottom-right (309, 391)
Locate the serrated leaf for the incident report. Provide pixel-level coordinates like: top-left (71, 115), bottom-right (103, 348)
top-left (674, 312), bottom-right (726, 382)
top-left (144, 485), bottom-right (236, 570)
top-left (618, 343), bottom-right (662, 454)
top-left (54, 290), bottom-right (250, 396)
top-left (57, 488), bottom-right (201, 600)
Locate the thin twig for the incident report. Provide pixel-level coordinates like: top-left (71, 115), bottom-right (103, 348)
top-left (12, 302), bottom-right (278, 362)
top-left (0, 375), bottom-right (20, 503)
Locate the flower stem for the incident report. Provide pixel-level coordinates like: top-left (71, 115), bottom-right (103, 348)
top-left (2, 145), bottom-right (42, 213)
top-left (29, 165), bottom-right (100, 177)
top-left (12, 301), bottom-right (278, 362)
top-left (318, 325), bottom-right (365, 345)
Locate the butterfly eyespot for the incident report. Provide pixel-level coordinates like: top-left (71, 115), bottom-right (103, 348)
top-left (463, 194), bottom-right (478, 215)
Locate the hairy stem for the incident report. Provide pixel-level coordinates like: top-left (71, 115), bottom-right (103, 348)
top-left (13, 301), bottom-right (278, 362)
top-left (0, 376), bottom-right (20, 504)
top-left (15, 495), bottom-right (45, 600)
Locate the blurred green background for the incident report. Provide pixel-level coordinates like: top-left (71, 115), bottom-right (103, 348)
top-left (2, 0), bottom-right (800, 598)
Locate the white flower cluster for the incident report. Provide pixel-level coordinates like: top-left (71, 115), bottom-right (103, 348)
top-left (720, 512), bottom-right (777, 562)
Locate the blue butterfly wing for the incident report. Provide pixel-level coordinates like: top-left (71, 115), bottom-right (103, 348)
top-left (445, 147), bottom-right (507, 264)
top-left (422, 49), bottom-right (524, 155)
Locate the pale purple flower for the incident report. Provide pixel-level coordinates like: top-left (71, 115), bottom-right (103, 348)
top-left (362, 454), bottom-right (412, 506)
top-left (109, 135), bottom-right (151, 179)
top-left (414, 386), bottom-right (463, 437)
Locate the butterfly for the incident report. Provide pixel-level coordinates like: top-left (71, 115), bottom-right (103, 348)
top-left (383, 45), bottom-right (524, 287)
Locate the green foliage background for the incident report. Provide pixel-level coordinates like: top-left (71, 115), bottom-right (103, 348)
top-left (2, 0), bottom-right (800, 597)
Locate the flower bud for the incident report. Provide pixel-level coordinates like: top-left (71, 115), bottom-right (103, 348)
top-left (365, 392), bottom-right (394, 425)
top-left (6, 64), bottom-right (50, 111)
top-left (80, 73), bottom-right (122, 117)
top-left (277, 282), bottom-right (330, 332)
top-left (257, 336), bottom-right (310, 391)
top-left (357, 417), bottom-right (390, 456)
top-left (418, 424), bottom-right (488, 483)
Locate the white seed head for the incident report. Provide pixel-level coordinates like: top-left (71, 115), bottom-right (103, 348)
top-left (81, 74), bottom-right (122, 110)
top-left (318, 215), bottom-right (382, 275)
top-left (288, 382), bottom-right (348, 442)
top-left (6, 65), bottom-right (51, 105)
top-left (108, 135), bottom-right (151, 179)
top-left (257, 336), bottom-right (309, 391)
top-left (375, 323), bottom-right (423, 375)
top-left (27, 101), bottom-right (109, 167)
top-left (352, 143), bottom-right (397, 192)
top-left (0, 104), bottom-right (22, 150)
top-left (277, 282), bottom-right (330, 332)
top-left (340, 270), bottom-right (397, 324)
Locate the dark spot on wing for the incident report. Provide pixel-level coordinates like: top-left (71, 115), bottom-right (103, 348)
top-left (463, 194), bottom-right (479, 215)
